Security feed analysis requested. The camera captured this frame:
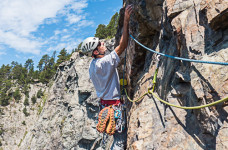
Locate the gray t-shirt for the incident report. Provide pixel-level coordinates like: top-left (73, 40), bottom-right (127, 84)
top-left (89, 51), bottom-right (121, 100)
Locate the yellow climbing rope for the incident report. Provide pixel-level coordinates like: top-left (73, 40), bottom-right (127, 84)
top-left (123, 68), bottom-right (158, 103)
top-left (123, 59), bottom-right (228, 109)
top-left (121, 37), bottom-right (228, 109)
top-left (149, 91), bottom-right (228, 109)
top-left (124, 85), bottom-right (228, 109)
top-left (124, 88), bottom-right (148, 103)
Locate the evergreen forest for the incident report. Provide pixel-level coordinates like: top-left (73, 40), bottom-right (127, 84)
top-left (0, 12), bottom-right (119, 107)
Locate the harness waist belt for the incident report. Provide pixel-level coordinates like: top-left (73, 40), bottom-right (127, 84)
top-left (100, 99), bottom-right (121, 106)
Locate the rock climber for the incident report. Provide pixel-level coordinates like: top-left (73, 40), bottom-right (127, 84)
top-left (81, 4), bottom-right (133, 150)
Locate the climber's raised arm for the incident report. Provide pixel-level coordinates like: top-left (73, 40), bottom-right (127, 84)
top-left (115, 5), bottom-right (133, 56)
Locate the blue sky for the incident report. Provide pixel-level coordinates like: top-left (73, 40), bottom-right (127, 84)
top-left (0, 0), bottom-right (122, 68)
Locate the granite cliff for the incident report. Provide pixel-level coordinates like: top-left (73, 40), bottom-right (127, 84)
top-left (0, 0), bottom-right (227, 150)
top-left (118, 0), bottom-right (228, 149)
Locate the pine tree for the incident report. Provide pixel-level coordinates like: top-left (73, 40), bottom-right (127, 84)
top-left (24, 59), bottom-right (34, 82)
top-left (106, 12), bottom-right (119, 38)
top-left (33, 70), bottom-right (39, 80)
top-left (38, 54), bottom-right (56, 83)
top-left (95, 24), bottom-right (107, 39)
top-left (56, 48), bottom-right (70, 68)
top-left (13, 88), bottom-right (21, 103)
top-left (42, 54), bottom-right (50, 71)
top-left (0, 92), bottom-right (10, 106)
top-left (11, 62), bottom-right (22, 80)
top-left (24, 59), bottom-right (34, 72)
top-left (77, 42), bottom-right (82, 50)
top-left (94, 12), bottom-right (119, 39)
top-left (0, 64), bottom-right (11, 106)
top-left (58, 49), bottom-right (67, 62)
top-left (38, 58), bottom-right (44, 72)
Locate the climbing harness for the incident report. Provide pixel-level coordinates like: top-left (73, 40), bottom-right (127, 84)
top-left (100, 99), bottom-right (121, 106)
top-left (121, 35), bottom-right (228, 109)
top-left (97, 99), bottom-right (126, 136)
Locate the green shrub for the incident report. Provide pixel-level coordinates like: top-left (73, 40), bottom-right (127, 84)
top-left (22, 121), bottom-right (26, 125)
top-left (23, 85), bottom-right (30, 98)
top-left (24, 97), bottom-right (29, 106)
top-left (13, 88), bottom-right (21, 102)
top-left (31, 95), bottom-right (37, 104)
top-left (95, 12), bottom-right (119, 39)
top-left (37, 89), bottom-right (43, 98)
top-left (0, 109), bottom-right (4, 115)
top-left (0, 129), bottom-right (3, 135)
top-left (0, 91), bottom-right (10, 106)
top-left (0, 128), bottom-right (4, 136)
top-left (38, 94), bottom-right (47, 115)
top-left (23, 107), bottom-right (29, 117)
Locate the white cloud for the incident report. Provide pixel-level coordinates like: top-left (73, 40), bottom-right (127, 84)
top-left (0, 0), bottom-right (73, 36)
top-left (54, 30), bottom-right (61, 35)
top-left (0, 0), bottom-right (89, 54)
top-left (44, 18), bottom-right (58, 25)
top-left (0, 30), bottom-right (41, 54)
top-left (78, 20), bottom-right (94, 27)
top-left (67, 14), bottom-right (84, 24)
top-left (47, 38), bottom-right (82, 53)
top-left (15, 54), bottom-right (21, 59)
top-left (0, 52), bottom-right (6, 56)
top-left (61, 35), bottom-right (71, 40)
top-left (70, 0), bottom-right (88, 13)
top-left (47, 43), bottom-right (67, 52)
top-left (63, 29), bottom-right (68, 32)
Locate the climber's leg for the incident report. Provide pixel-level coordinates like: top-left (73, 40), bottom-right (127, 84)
top-left (111, 129), bottom-right (127, 150)
top-left (111, 105), bottom-right (127, 150)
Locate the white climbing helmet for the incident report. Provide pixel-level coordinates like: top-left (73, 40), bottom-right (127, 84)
top-left (81, 37), bottom-right (99, 57)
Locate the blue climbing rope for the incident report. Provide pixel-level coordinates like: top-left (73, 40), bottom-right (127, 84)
top-left (130, 34), bottom-right (228, 66)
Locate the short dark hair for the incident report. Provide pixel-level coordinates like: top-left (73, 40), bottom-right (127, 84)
top-left (92, 50), bottom-right (96, 58)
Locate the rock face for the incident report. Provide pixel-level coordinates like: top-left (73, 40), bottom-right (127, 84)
top-left (19, 53), bottom-right (102, 150)
top-left (0, 1), bottom-right (227, 150)
top-left (0, 83), bottom-right (47, 150)
top-left (0, 39), bottom-right (115, 150)
top-left (19, 38), bottom-right (115, 150)
top-left (117, 0), bottom-right (228, 150)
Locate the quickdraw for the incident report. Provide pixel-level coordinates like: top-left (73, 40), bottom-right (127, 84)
top-left (112, 103), bottom-right (126, 133)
